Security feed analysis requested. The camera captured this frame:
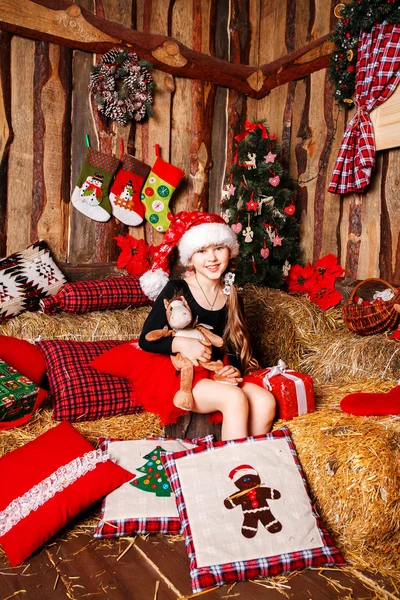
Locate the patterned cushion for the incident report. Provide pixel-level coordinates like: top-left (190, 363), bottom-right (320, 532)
top-left (40, 276), bottom-right (151, 315)
top-left (94, 435), bottom-right (214, 538)
top-left (36, 340), bottom-right (142, 422)
top-left (0, 240), bottom-right (66, 322)
top-left (162, 427), bottom-right (345, 595)
top-left (0, 422), bottom-right (133, 566)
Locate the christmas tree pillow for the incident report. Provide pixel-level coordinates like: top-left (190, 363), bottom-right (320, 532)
top-left (162, 426), bottom-right (345, 594)
top-left (36, 340), bottom-right (142, 421)
top-left (0, 422), bottom-right (134, 566)
top-left (0, 240), bottom-right (66, 322)
top-left (94, 435), bottom-right (213, 538)
top-left (39, 276), bottom-right (151, 315)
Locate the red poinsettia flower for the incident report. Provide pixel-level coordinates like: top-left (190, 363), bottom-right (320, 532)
top-left (308, 286), bottom-right (343, 311)
top-left (287, 263), bottom-right (315, 294)
top-left (312, 254), bottom-right (344, 286)
top-left (114, 235), bottom-right (150, 277)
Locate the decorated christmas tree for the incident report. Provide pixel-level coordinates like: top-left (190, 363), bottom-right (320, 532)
top-left (221, 121), bottom-right (300, 288)
top-left (130, 446), bottom-right (171, 497)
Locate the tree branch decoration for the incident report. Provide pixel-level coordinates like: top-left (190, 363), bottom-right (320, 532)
top-left (90, 48), bottom-right (154, 125)
top-left (329, 0), bottom-right (400, 108)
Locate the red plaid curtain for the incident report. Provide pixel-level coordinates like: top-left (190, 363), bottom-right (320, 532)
top-left (329, 22), bottom-right (400, 195)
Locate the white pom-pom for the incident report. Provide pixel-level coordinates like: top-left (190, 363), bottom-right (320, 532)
top-left (140, 269), bottom-right (169, 301)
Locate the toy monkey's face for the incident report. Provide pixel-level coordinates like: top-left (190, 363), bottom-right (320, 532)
top-left (234, 473), bottom-right (261, 490)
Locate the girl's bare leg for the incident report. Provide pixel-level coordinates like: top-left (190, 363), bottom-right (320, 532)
top-left (192, 379), bottom-right (249, 440)
top-left (241, 382), bottom-right (276, 436)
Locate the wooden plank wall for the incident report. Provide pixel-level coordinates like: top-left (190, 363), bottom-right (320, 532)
top-left (1, 0), bottom-right (399, 281)
top-left (244, 0), bottom-right (400, 281)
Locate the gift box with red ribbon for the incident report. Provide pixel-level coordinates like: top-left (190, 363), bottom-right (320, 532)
top-left (244, 359), bottom-right (315, 421)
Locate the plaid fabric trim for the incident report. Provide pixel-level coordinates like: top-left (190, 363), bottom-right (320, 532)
top-left (329, 22), bottom-right (400, 194)
top-left (163, 427), bottom-right (345, 594)
top-left (39, 276), bottom-right (150, 315)
top-left (85, 147), bottom-right (120, 174)
top-left (94, 434), bottom-right (214, 538)
top-left (121, 154), bottom-right (151, 180)
top-left (36, 340), bottom-right (142, 422)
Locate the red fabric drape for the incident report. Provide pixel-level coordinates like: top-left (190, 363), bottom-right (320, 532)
top-left (329, 22), bottom-right (400, 195)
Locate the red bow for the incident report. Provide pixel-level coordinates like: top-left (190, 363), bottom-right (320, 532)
top-left (235, 121), bottom-right (268, 142)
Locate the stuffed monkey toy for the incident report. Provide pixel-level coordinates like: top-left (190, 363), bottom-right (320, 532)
top-left (145, 296), bottom-right (238, 411)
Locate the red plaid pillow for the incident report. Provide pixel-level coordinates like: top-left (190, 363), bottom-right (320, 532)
top-left (40, 276), bottom-right (151, 315)
top-left (36, 340), bottom-right (142, 422)
top-left (162, 427), bottom-right (345, 594)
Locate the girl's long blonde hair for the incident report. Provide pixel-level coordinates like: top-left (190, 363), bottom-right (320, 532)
top-left (222, 281), bottom-right (259, 374)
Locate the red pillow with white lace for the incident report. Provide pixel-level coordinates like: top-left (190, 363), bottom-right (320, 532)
top-left (0, 422), bottom-right (133, 566)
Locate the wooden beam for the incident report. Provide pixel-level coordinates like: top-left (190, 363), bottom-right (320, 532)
top-left (0, 31), bottom-right (12, 256)
top-left (259, 35), bottom-right (334, 96)
top-left (0, 0), bottom-right (335, 99)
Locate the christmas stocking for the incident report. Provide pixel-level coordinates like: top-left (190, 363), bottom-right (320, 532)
top-left (340, 386), bottom-right (400, 416)
top-left (71, 147), bottom-right (120, 222)
top-left (109, 153), bottom-right (151, 226)
top-left (140, 145), bottom-right (184, 232)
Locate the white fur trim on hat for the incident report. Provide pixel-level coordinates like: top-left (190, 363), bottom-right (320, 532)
top-left (228, 464), bottom-right (258, 482)
top-left (178, 222), bottom-right (239, 266)
top-left (139, 268), bottom-right (169, 301)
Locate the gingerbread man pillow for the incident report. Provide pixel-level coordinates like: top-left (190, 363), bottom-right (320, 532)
top-left (162, 427), bottom-right (345, 595)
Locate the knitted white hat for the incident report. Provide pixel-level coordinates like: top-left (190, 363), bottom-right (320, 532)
top-left (139, 211), bottom-right (239, 300)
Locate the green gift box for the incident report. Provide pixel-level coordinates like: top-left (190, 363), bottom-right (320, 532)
top-left (0, 359), bottom-right (38, 424)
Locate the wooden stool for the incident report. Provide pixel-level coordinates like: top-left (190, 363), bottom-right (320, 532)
top-left (165, 412), bottom-right (221, 441)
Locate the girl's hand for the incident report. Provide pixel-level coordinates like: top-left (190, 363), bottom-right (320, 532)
top-left (171, 336), bottom-right (212, 366)
top-left (216, 365), bottom-right (243, 382)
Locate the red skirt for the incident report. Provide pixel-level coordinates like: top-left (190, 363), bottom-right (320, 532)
top-left (126, 344), bottom-right (217, 425)
top-left (126, 345), bottom-right (264, 426)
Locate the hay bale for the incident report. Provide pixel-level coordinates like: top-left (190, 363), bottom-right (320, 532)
top-left (277, 410), bottom-right (400, 573)
top-left (242, 286), bottom-right (337, 369)
top-left (0, 406), bottom-right (163, 458)
top-left (0, 307), bottom-right (151, 342)
top-left (243, 286), bottom-right (400, 385)
top-left (314, 378), bottom-right (398, 411)
top-left (300, 328), bottom-right (400, 384)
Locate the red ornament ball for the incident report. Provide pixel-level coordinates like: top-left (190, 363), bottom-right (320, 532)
top-left (345, 32), bottom-right (351, 39)
top-left (347, 65), bottom-right (356, 73)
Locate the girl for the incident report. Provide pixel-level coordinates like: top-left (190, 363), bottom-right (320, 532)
top-left (137, 210), bottom-right (276, 441)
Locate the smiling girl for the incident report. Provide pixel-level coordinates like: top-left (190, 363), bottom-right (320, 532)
top-left (136, 211), bottom-right (276, 441)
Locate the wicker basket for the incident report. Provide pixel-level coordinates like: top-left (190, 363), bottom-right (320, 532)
top-left (342, 278), bottom-right (400, 336)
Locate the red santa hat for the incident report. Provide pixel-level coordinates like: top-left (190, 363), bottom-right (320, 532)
top-left (140, 210), bottom-right (239, 300)
top-left (228, 464), bottom-right (258, 482)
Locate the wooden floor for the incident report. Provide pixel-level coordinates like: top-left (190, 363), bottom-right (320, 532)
top-left (1, 532), bottom-right (398, 600)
